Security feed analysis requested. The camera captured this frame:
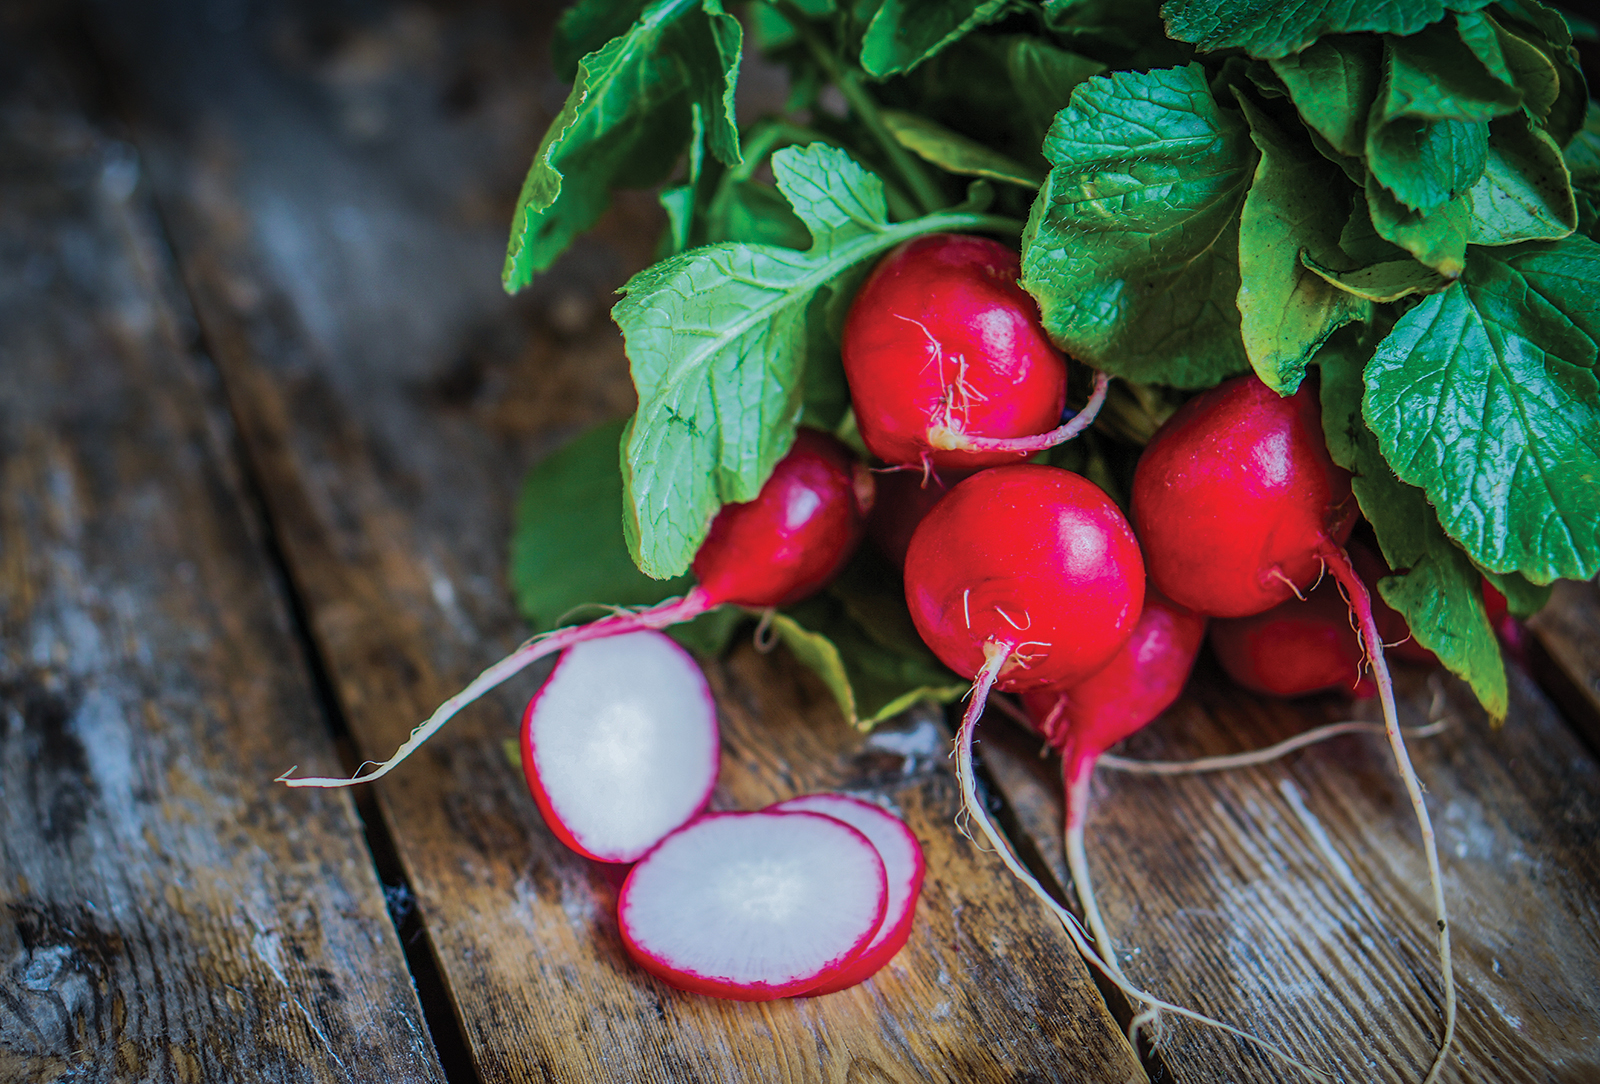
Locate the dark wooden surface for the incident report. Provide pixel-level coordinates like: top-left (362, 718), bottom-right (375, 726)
top-left (0, 20), bottom-right (443, 1084)
top-left (3, 3), bottom-right (1597, 1082)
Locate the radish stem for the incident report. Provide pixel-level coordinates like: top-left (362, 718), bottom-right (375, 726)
top-left (1099, 719), bottom-right (1450, 775)
top-left (278, 588), bottom-right (713, 788)
top-left (929, 371), bottom-right (1111, 455)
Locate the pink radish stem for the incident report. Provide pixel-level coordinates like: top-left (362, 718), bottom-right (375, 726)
top-left (929, 370), bottom-right (1111, 455)
top-left (278, 589), bottom-right (712, 788)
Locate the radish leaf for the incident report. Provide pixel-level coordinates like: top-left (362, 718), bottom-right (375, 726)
top-left (859, 0), bottom-right (1010, 79)
top-left (1162, 0), bottom-right (1497, 60)
top-left (1363, 239), bottom-right (1600, 584)
top-left (1021, 64), bottom-right (1255, 389)
top-left (1235, 92), bottom-right (1372, 394)
top-left (1268, 35), bottom-right (1382, 158)
top-left (503, 0), bottom-right (742, 290)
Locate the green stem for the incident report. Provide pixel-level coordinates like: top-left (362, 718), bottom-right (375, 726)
top-left (770, 0), bottom-right (948, 216)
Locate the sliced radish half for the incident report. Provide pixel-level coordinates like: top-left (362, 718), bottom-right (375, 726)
top-left (618, 811), bottom-right (887, 1001)
top-left (771, 793), bottom-right (925, 993)
top-left (520, 630), bottom-right (718, 863)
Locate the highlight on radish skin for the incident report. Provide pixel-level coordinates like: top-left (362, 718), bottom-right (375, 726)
top-left (770, 794), bottom-right (926, 993)
top-left (520, 631), bottom-right (718, 864)
top-left (618, 811), bottom-right (888, 1002)
top-left (279, 428), bottom-right (871, 789)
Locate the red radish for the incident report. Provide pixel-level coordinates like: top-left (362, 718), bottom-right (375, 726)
top-left (1131, 372), bottom-right (1455, 1083)
top-left (841, 234), bottom-right (1109, 475)
top-left (904, 464), bottom-right (1326, 1074)
top-left (519, 631), bottom-right (718, 863)
top-left (770, 793), bottom-right (925, 992)
top-left (280, 427), bottom-right (872, 788)
top-left (617, 811), bottom-right (887, 1001)
top-left (1131, 376), bottom-right (1357, 617)
top-left (904, 464), bottom-right (1144, 694)
top-left (1209, 579), bottom-right (1378, 699)
top-left (1020, 587), bottom-right (1206, 758)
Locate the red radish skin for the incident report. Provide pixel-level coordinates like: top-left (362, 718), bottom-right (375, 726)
top-left (904, 464), bottom-right (1144, 694)
top-left (1209, 579), bottom-right (1378, 699)
top-left (617, 811), bottom-right (887, 1002)
top-left (520, 631), bottom-right (718, 864)
top-left (842, 234), bottom-right (1108, 474)
top-left (1131, 372), bottom-right (1456, 1084)
top-left (770, 794), bottom-right (926, 993)
top-left (1131, 376), bottom-right (1357, 617)
top-left (281, 428), bottom-right (872, 789)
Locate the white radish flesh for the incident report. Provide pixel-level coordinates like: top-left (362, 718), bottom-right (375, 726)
top-left (618, 811), bottom-right (887, 1001)
top-left (770, 793), bottom-right (925, 993)
top-left (520, 630), bottom-right (718, 863)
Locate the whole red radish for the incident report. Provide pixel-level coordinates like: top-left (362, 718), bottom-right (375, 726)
top-left (1131, 375), bottom-right (1357, 618)
top-left (769, 793), bottom-right (925, 994)
top-left (1209, 579), bottom-right (1377, 699)
top-left (843, 234), bottom-right (1093, 475)
top-left (282, 427), bottom-right (873, 789)
top-left (520, 630), bottom-right (718, 863)
top-left (617, 811), bottom-right (887, 1001)
top-left (904, 464), bottom-right (1144, 694)
top-left (1130, 372), bottom-right (1457, 1082)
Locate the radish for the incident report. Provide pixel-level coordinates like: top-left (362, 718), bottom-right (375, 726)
top-left (519, 630), bottom-right (718, 863)
top-left (841, 234), bottom-right (1110, 475)
top-left (1131, 373), bottom-right (1456, 1083)
top-left (617, 811), bottom-right (887, 1001)
top-left (903, 463), bottom-right (1328, 1076)
top-left (1208, 578), bottom-right (1378, 699)
top-left (769, 793), bottom-right (925, 992)
top-left (280, 427), bottom-right (873, 788)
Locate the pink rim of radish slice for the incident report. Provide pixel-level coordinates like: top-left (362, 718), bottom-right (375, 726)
top-left (768, 794), bottom-right (925, 994)
top-left (520, 630), bottom-right (719, 864)
top-left (618, 811), bottom-right (888, 1001)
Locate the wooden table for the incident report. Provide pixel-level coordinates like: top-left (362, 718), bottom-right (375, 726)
top-left (3, 4), bottom-right (1596, 1082)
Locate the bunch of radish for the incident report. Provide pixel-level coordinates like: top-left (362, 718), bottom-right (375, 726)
top-left (282, 230), bottom-right (1458, 1049)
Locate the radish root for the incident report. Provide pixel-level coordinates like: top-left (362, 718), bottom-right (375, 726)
top-left (278, 588), bottom-right (714, 788)
top-left (1322, 548), bottom-right (1456, 1084)
top-left (1099, 718), bottom-right (1450, 775)
top-left (953, 641), bottom-right (1333, 1083)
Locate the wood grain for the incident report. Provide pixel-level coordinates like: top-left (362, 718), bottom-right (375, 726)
top-left (85, 2), bottom-right (1145, 1080)
top-left (1527, 578), bottom-right (1600, 753)
top-left (0, 33), bottom-right (443, 1084)
top-left (981, 659), bottom-right (1600, 1084)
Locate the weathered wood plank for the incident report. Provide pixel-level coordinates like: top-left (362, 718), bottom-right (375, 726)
top-left (87, 1), bottom-right (1145, 1080)
top-left (1527, 579), bottom-right (1600, 752)
top-left (981, 660), bottom-right (1600, 1084)
top-left (0, 25), bottom-right (444, 1084)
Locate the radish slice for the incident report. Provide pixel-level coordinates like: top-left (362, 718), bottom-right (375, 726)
top-left (770, 793), bottom-right (925, 993)
top-left (618, 811), bottom-right (887, 1001)
top-left (520, 630), bottom-right (718, 863)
